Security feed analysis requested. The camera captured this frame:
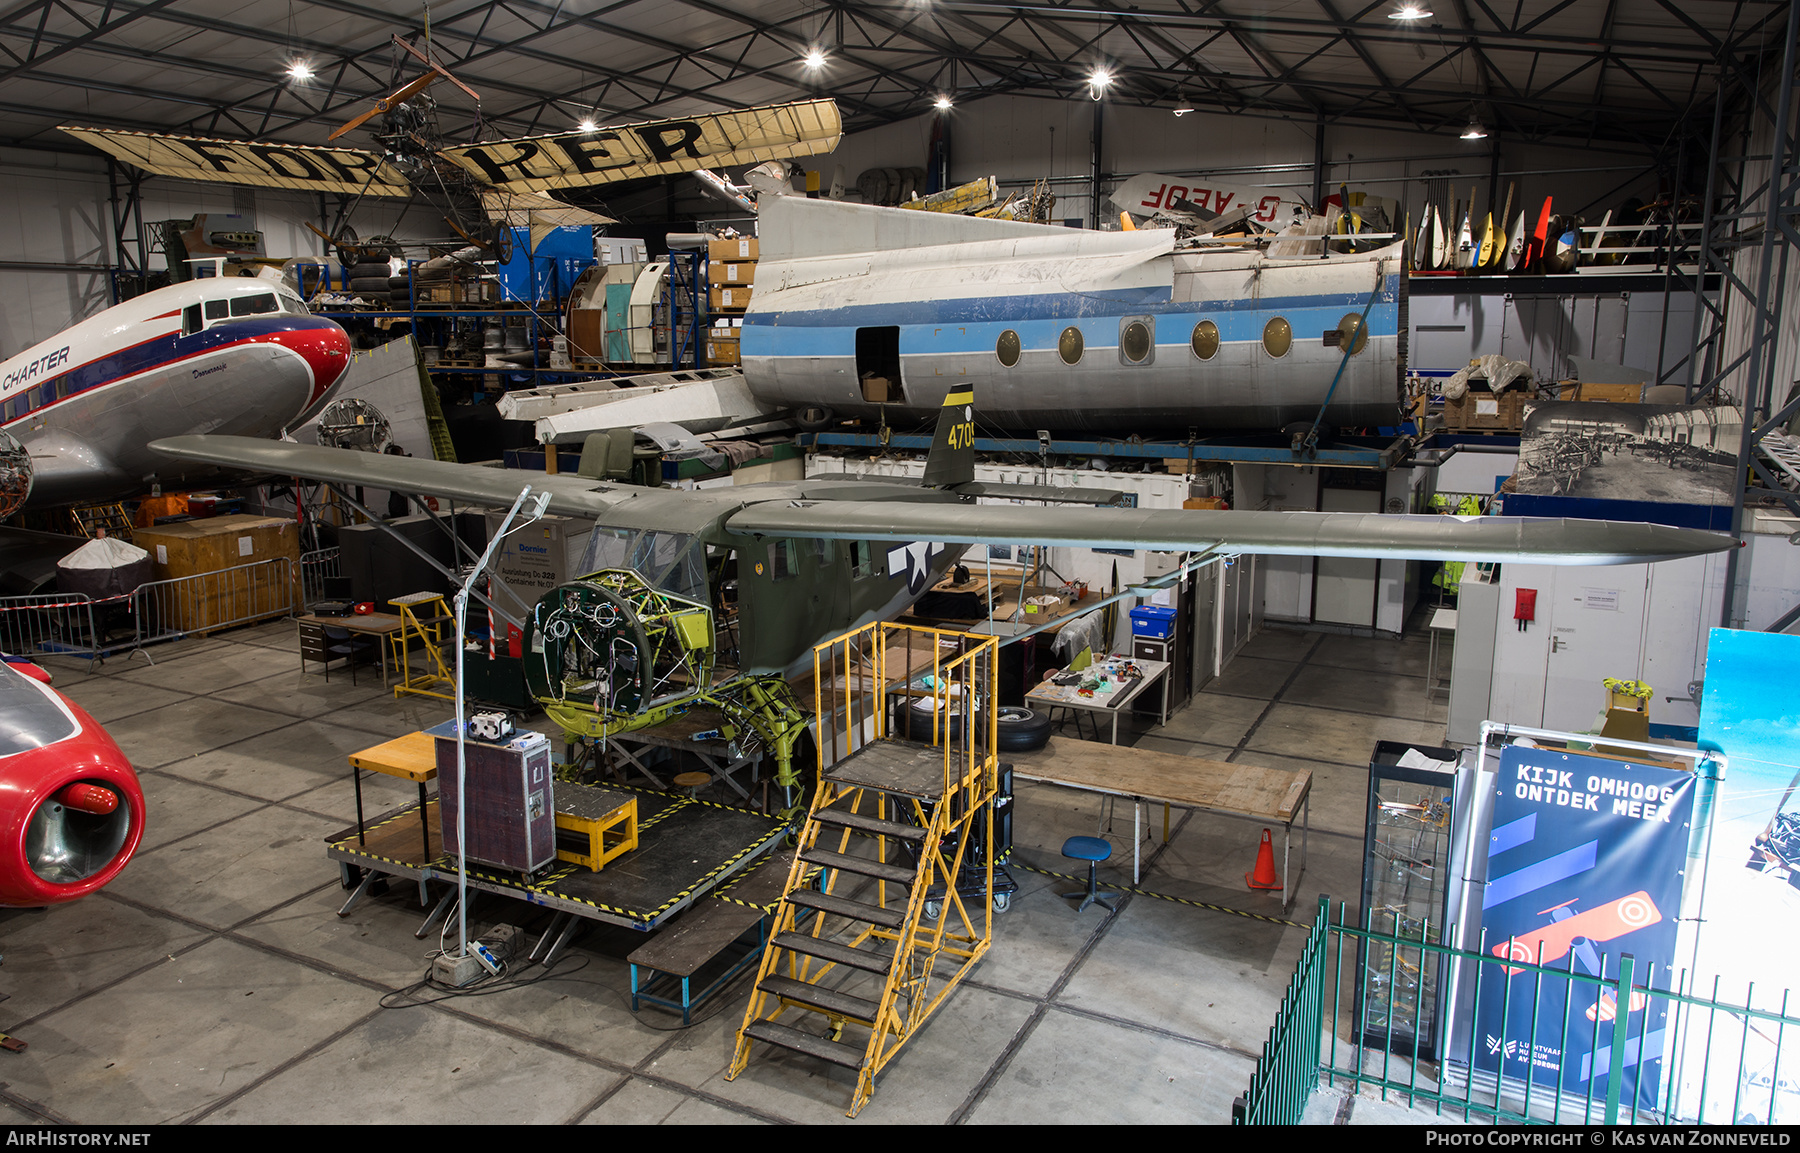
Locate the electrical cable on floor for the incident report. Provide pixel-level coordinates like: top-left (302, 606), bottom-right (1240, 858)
top-left (380, 950), bottom-right (593, 1009)
top-left (1009, 859), bottom-right (1308, 929)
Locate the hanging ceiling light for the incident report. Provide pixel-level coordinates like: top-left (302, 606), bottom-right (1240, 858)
top-left (1461, 112), bottom-right (1488, 140)
top-left (1388, 4), bottom-right (1432, 18)
top-left (285, 60), bottom-right (313, 82)
top-left (1172, 89), bottom-right (1194, 116)
top-left (934, 95), bottom-right (954, 111)
top-left (1088, 66), bottom-right (1113, 100)
top-left (802, 48), bottom-right (827, 70)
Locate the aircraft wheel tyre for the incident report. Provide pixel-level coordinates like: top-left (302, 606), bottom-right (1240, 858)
top-left (795, 406), bottom-right (834, 432)
top-left (349, 277), bottom-right (392, 294)
top-left (995, 706), bottom-right (1051, 752)
top-left (346, 262), bottom-right (392, 282)
top-left (892, 696), bottom-right (976, 744)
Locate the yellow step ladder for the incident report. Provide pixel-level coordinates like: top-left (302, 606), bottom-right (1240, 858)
top-left (387, 592), bottom-right (455, 700)
top-left (726, 621), bottom-right (997, 1117)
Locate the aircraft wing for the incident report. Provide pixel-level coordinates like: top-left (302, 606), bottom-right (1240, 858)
top-left (438, 99), bottom-right (843, 194)
top-left (59, 127), bottom-right (411, 197)
top-left (150, 435), bottom-right (630, 517)
top-left (150, 435), bottom-right (1736, 565)
top-left (724, 500), bottom-right (1736, 565)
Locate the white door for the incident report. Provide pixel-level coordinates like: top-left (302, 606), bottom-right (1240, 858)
top-left (1314, 487), bottom-right (1381, 627)
top-left (1539, 566), bottom-right (1651, 732)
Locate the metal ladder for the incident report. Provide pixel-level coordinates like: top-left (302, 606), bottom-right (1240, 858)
top-left (726, 621), bottom-right (999, 1118)
top-left (69, 503), bottom-right (133, 541)
top-left (387, 592), bottom-right (455, 700)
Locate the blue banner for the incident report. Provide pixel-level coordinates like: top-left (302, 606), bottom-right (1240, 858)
top-left (1474, 746), bottom-right (1695, 1109)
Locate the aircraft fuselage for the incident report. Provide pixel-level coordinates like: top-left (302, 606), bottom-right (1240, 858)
top-left (742, 197), bottom-right (1407, 433)
top-left (0, 277), bottom-right (350, 508)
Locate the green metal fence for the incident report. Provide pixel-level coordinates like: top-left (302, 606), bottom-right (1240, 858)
top-left (1231, 898), bottom-right (1329, 1124)
top-left (1235, 897), bottom-right (1800, 1125)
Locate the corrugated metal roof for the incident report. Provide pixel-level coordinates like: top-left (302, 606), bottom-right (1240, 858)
top-left (0, 0), bottom-right (1786, 155)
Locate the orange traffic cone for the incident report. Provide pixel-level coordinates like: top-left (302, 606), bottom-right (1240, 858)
top-left (1246, 828), bottom-right (1282, 891)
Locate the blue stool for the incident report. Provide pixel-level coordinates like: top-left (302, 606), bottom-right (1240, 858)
top-left (1061, 835), bottom-right (1115, 913)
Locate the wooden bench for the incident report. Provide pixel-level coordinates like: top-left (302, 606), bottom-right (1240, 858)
top-left (627, 851), bottom-right (795, 1023)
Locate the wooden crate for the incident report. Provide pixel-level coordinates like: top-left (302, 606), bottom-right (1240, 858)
top-left (1554, 380), bottom-right (1644, 403)
top-left (132, 514), bottom-right (301, 632)
top-left (1443, 390), bottom-right (1527, 431)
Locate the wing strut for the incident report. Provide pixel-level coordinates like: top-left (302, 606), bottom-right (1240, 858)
top-left (321, 482), bottom-right (538, 628)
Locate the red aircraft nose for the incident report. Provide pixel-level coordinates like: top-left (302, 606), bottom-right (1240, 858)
top-left (268, 320), bottom-right (353, 404)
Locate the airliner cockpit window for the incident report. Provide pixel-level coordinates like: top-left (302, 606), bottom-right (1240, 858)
top-left (204, 299), bottom-right (229, 321)
top-left (230, 294), bottom-right (279, 317)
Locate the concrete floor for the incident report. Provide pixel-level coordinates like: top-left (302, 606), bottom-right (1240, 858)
top-left (1, 612), bottom-right (1459, 1125)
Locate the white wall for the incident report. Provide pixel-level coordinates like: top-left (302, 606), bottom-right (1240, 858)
top-left (814, 92), bottom-right (1662, 230)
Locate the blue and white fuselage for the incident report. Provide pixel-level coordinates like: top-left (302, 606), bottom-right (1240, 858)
top-left (0, 278), bottom-right (350, 509)
top-left (742, 196), bottom-right (1405, 433)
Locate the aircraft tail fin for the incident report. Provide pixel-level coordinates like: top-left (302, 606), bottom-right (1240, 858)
top-left (922, 385), bottom-right (975, 489)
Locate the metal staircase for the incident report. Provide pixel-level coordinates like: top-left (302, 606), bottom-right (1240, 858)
top-left (70, 503), bottom-right (133, 541)
top-left (727, 622), bottom-right (999, 1117)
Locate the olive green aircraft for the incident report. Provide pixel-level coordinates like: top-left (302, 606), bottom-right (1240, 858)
top-left (150, 388), bottom-right (1733, 800)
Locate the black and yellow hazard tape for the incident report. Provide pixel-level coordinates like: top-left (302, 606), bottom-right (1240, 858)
top-left (1012, 860), bottom-right (1307, 929)
top-left (327, 799), bottom-right (440, 871)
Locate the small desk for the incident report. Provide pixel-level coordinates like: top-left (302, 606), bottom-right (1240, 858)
top-left (343, 730), bottom-right (439, 918)
top-left (298, 613), bottom-right (404, 685)
top-left (1025, 656), bottom-right (1171, 745)
top-left (1426, 606), bottom-right (1457, 701)
top-left (1009, 737), bottom-right (1312, 910)
top-left (348, 731), bottom-right (436, 838)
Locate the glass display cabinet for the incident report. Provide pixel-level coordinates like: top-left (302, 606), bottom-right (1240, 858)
top-left (1356, 739), bottom-right (1460, 1062)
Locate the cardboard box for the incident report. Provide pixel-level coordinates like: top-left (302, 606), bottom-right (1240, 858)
top-left (483, 513), bottom-right (593, 604)
top-left (707, 261), bottom-right (755, 286)
top-left (709, 284), bottom-right (751, 311)
top-left (707, 236), bottom-right (758, 262)
top-left (1443, 390), bottom-right (1527, 431)
top-left (132, 514), bottom-right (301, 633)
top-left (861, 375), bottom-right (893, 403)
top-left (1555, 380), bottom-right (1644, 403)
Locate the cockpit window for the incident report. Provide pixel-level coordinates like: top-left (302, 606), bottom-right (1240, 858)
top-left (204, 299), bottom-right (229, 321)
top-left (278, 294), bottom-right (310, 316)
top-left (578, 528), bottom-right (707, 604)
top-left (230, 293), bottom-right (278, 317)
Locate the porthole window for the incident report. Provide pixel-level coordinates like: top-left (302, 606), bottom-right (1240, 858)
top-left (1262, 316), bottom-right (1292, 358)
top-left (1058, 326), bottom-right (1084, 365)
top-left (996, 329), bottom-right (1021, 367)
top-left (1334, 313), bottom-right (1368, 355)
top-left (1120, 320), bottom-right (1152, 364)
top-left (1191, 320), bottom-right (1220, 360)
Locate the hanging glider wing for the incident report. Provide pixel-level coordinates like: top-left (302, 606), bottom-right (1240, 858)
top-left (61, 98), bottom-right (841, 200)
top-left (57, 127), bottom-right (412, 196)
top-left (437, 99), bottom-right (844, 195)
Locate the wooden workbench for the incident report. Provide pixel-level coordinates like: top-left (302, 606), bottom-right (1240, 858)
top-left (1006, 737), bottom-right (1311, 909)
